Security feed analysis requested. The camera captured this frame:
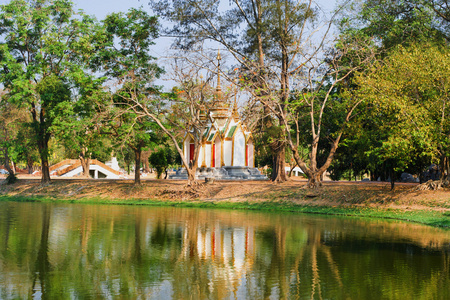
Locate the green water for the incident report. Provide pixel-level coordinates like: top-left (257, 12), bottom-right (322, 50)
top-left (0, 202), bottom-right (449, 299)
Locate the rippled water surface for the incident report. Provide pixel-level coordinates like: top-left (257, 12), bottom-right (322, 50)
top-left (0, 201), bottom-right (449, 299)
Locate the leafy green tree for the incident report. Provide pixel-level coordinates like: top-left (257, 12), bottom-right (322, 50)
top-left (366, 0), bottom-right (442, 47)
top-left (117, 147), bottom-right (134, 175)
top-left (354, 43), bottom-right (449, 186)
top-left (149, 149), bottom-right (168, 179)
top-left (98, 8), bottom-right (163, 185)
top-left (54, 87), bottom-right (111, 178)
top-left (14, 124), bottom-right (40, 174)
top-left (0, 95), bottom-right (23, 178)
top-left (0, 0), bottom-right (101, 183)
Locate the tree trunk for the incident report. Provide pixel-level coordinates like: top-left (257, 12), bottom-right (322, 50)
top-left (142, 150), bottom-right (151, 173)
top-left (40, 156), bottom-right (51, 183)
top-left (34, 107), bottom-right (51, 183)
top-left (307, 170), bottom-right (325, 189)
top-left (389, 168), bottom-right (395, 191)
top-left (271, 142), bottom-right (287, 182)
top-left (27, 157), bottom-right (34, 174)
top-left (38, 138), bottom-right (51, 183)
top-left (134, 147), bottom-right (142, 185)
top-left (186, 164), bottom-right (198, 186)
top-left (440, 154), bottom-right (449, 180)
top-left (2, 148), bottom-right (14, 176)
top-left (79, 148), bottom-right (90, 178)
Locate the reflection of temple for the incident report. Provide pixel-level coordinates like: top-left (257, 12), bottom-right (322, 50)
top-left (180, 223), bottom-right (256, 297)
top-left (187, 226), bottom-right (255, 270)
top-left (171, 52), bottom-right (267, 180)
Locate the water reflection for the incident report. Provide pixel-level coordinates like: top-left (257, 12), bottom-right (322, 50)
top-left (0, 202), bottom-right (449, 299)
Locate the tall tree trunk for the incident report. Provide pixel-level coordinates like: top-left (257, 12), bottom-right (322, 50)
top-left (134, 146), bottom-right (142, 185)
top-left (33, 104), bottom-right (51, 183)
top-left (271, 141), bottom-right (287, 182)
top-left (38, 140), bottom-right (51, 183)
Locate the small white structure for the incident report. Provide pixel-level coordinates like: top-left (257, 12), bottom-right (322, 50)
top-left (105, 157), bottom-right (120, 171)
top-left (285, 166), bottom-right (304, 177)
top-left (50, 159), bottom-right (121, 179)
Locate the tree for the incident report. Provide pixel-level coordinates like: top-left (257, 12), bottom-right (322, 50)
top-left (97, 8), bottom-right (164, 185)
top-left (14, 123), bottom-right (40, 174)
top-left (0, 0), bottom-right (101, 183)
top-left (149, 148), bottom-right (168, 179)
top-left (150, 0), bottom-right (314, 182)
top-left (53, 84), bottom-right (110, 177)
top-left (122, 54), bottom-right (220, 186)
top-left (151, 0), bottom-right (376, 187)
top-left (0, 94), bottom-right (24, 180)
top-left (347, 0), bottom-right (446, 49)
top-left (355, 43), bottom-right (450, 186)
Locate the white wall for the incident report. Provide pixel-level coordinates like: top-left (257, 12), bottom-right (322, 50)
top-left (214, 136), bottom-right (221, 167)
top-left (205, 144), bottom-right (211, 167)
top-left (198, 144), bottom-right (204, 167)
top-left (224, 140), bottom-right (232, 166)
top-left (233, 131), bottom-right (246, 166)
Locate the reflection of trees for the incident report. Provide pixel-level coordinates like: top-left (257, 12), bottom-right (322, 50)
top-left (0, 203), bottom-right (449, 299)
top-left (32, 205), bottom-right (51, 298)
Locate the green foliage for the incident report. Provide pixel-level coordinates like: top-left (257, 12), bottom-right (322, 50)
top-left (0, 0), bottom-right (103, 181)
top-left (149, 149), bottom-right (168, 179)
top-left (344, 43), bottom-right (450, 179)
top-left (341, 0), bottom-right (446, 50)
top-left (98, 8), bottom-right (164, 183)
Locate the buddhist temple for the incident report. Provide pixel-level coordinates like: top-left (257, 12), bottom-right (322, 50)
top-left (170, 51), bottom-right (266, 180)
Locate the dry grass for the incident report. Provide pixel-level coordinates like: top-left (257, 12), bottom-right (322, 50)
top-left (1, 176), bottom-right (450, 213)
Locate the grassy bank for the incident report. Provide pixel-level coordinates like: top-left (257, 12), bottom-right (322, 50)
top-left (1, 178), bottom-right (450, 228)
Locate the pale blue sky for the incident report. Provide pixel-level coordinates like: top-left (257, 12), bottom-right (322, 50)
top-left (0, 0), bottom-right (339, 90)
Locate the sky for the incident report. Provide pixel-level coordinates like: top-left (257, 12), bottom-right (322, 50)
top-left (72, 0), bottom-right (339, 91)
top-left (0, 0), bottom-right (339, 90)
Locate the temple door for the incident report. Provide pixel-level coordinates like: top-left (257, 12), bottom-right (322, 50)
top-left (189, 144), bottom-right (195, 164)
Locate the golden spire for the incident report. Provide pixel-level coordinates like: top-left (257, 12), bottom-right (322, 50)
top-left (215, 49), bottom-right (223, 101)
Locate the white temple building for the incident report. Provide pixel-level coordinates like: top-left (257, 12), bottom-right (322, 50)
top-left (183, 102), bottom-right (254, 169)
top-left (170, 52), bottom-right (266, 181)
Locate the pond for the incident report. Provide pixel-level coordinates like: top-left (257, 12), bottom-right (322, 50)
top-left (0, 201), bottom-right (449, 299)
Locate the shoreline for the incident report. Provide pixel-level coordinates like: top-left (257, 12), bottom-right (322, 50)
top-left (1, 178), bottom-right (449, 228)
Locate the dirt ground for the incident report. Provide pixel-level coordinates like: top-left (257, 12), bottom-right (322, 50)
top-left (1, 174), bottom-right (449, 213)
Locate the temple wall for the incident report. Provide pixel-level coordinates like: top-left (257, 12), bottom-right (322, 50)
top-left (215, 137), bottom-right (221, 167)
top-left (233, 131), bottom-right (246, 166)
top-left (198, 145), bottom-right (204, 167)
top-left (224, 140), bottom-right (232, 166)
top-left (205, 144), bottom-right (212, 167)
